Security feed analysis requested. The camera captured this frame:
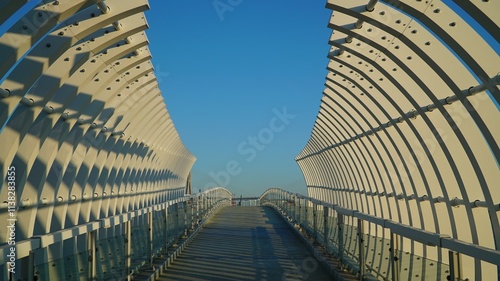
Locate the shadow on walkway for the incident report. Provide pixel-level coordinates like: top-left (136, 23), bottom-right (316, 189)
top-left (158, 206), bottom-right (333, 281)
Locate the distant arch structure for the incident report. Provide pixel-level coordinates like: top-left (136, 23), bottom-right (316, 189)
top-left (0, 0), bottom-right (195, 279)
top-left (297, 0), bottom-right (499, 280)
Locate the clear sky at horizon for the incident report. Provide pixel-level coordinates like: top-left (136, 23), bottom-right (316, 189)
top-left (1, 1), bottom-right (497, 198)
top-left (145, 1), bottom-right (332, 197)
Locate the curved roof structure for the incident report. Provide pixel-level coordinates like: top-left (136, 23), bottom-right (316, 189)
top-left (1, 0), bottom-right (499, 280)
top-left (0, 0), bottom-right (195, 244)
top-left (296, 0), bottom-right (499, 279)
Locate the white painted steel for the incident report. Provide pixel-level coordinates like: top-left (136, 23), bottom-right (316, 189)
top-left (0, 1), bottom-right (197, 279)
top-left (296, 0), bottom-right (500, 280)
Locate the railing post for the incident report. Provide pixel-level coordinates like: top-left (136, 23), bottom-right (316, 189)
top-left (148, 211), bottom-right (153, 266)
top-left (200, 195), bottom-right (203, 217)
top-left (175, 203), bottom-right (180, 238)
top-left (338, 213), bottom-right (344, 266)
top-left (183, 201), bottom-right (188, 237)
top-left (165, 204), bottom-right (169, 253)
top-left (298, 197), bottom-right (302, 225)
top-left (20, 250), bottom-right (35, 281)
top-left (200, 193), bottom-right (205, 214)
top-left (190, 198), bottom-right (195, 229)
top-left (358, 218), bottom-right (365, 280)
top-left (390, 231), bottom-right (399, 281)
top-left (202, 194), bottom-right (206, 216)
top-left (304, 199), bottom-right (309, 229)
top-left (449, 251), bottom-right (462, 281)
top-left (313, 203), bottom-right (318, 242)
top-left (288, 193), bottom-right (292, 214)
top-left (292, 195), bottom-right (297, 219)
top-left (282, 191), bottom-right (285, 209)
top-left (125, 221), bottom-right (132, 281)
top-left (286, 192), bottom-right (289, 211)
top-left (88, 230), bottom-right (97, 280)
top-left (196, 196), bottom-right (200, 224)
top-left (324, 206), bottom-right (329, 250)
top-left (279, 191), bottom-right (282, 208)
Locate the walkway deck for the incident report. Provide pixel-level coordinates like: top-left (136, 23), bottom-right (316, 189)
top-left (158, 206), bottom-right (333, 281)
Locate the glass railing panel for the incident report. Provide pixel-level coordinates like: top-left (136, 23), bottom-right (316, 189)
top-left (260, 190), bottom-right (460, 281)
top-left (341, 223), bottom-right (360, 273)
top-left (130, 224), bottom-right (149, 269)
top-left (34, 250), bottom-right (89, 281)
top-left (166, 205), bottom-right (180, 244)
top-left (316, 206), bottom-right (325, 244)
top-left (398, 250), bottom-right (450, 280)
top-left (362, 233), bottom-right (391, 280)
top-left (287, 199), bottom-right (290, 210)
top-left (290, 203), bottom-right (295, 220)
top-left (326, 216), bottom-right (341, 256)
top-left (300, 205), bottom-right (307, 228)
top-left (96, 235), bottom-right (125, 279)
top-left (305, 206), bottom-right (315, 235)
top-left (153, 210), bottom-right (167, 253)
top-left (177, 203), bottom-right (186, 234)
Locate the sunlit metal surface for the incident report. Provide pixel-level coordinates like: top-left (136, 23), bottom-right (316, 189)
top-left (296, 0), bottom-right (500, 280)
top-left (0, 1), bottom-right (199, 279)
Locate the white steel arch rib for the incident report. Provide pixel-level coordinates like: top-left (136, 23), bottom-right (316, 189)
top-left (296, 0), bottom-right (499, 280)
top-left (0, 1), bottom-right (195, 278)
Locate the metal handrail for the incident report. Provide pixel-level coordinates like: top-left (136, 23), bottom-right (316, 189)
top-left (260, 187), bottom-right (500, 268)
top-left (0, 187), bottom-right (232, 264)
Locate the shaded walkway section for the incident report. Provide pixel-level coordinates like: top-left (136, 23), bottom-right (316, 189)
top-left (158, 206), bottom-right (333, 281)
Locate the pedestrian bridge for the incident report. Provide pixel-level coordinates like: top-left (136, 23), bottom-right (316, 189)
top-left (153, 206), bottom-right (333, 281)
top-left (1, 0), bottom-right (499, 280)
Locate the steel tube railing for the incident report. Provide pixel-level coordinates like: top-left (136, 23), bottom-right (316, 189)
top-left (260, 188), bottom-right (500, 280)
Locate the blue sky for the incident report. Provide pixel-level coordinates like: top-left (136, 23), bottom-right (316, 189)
top-left (0, 0), bottom-right (331, 197)
top-left (3, 1), bottom-right (496, 198)
top-left (146, 1), bottom-right (332, 196)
